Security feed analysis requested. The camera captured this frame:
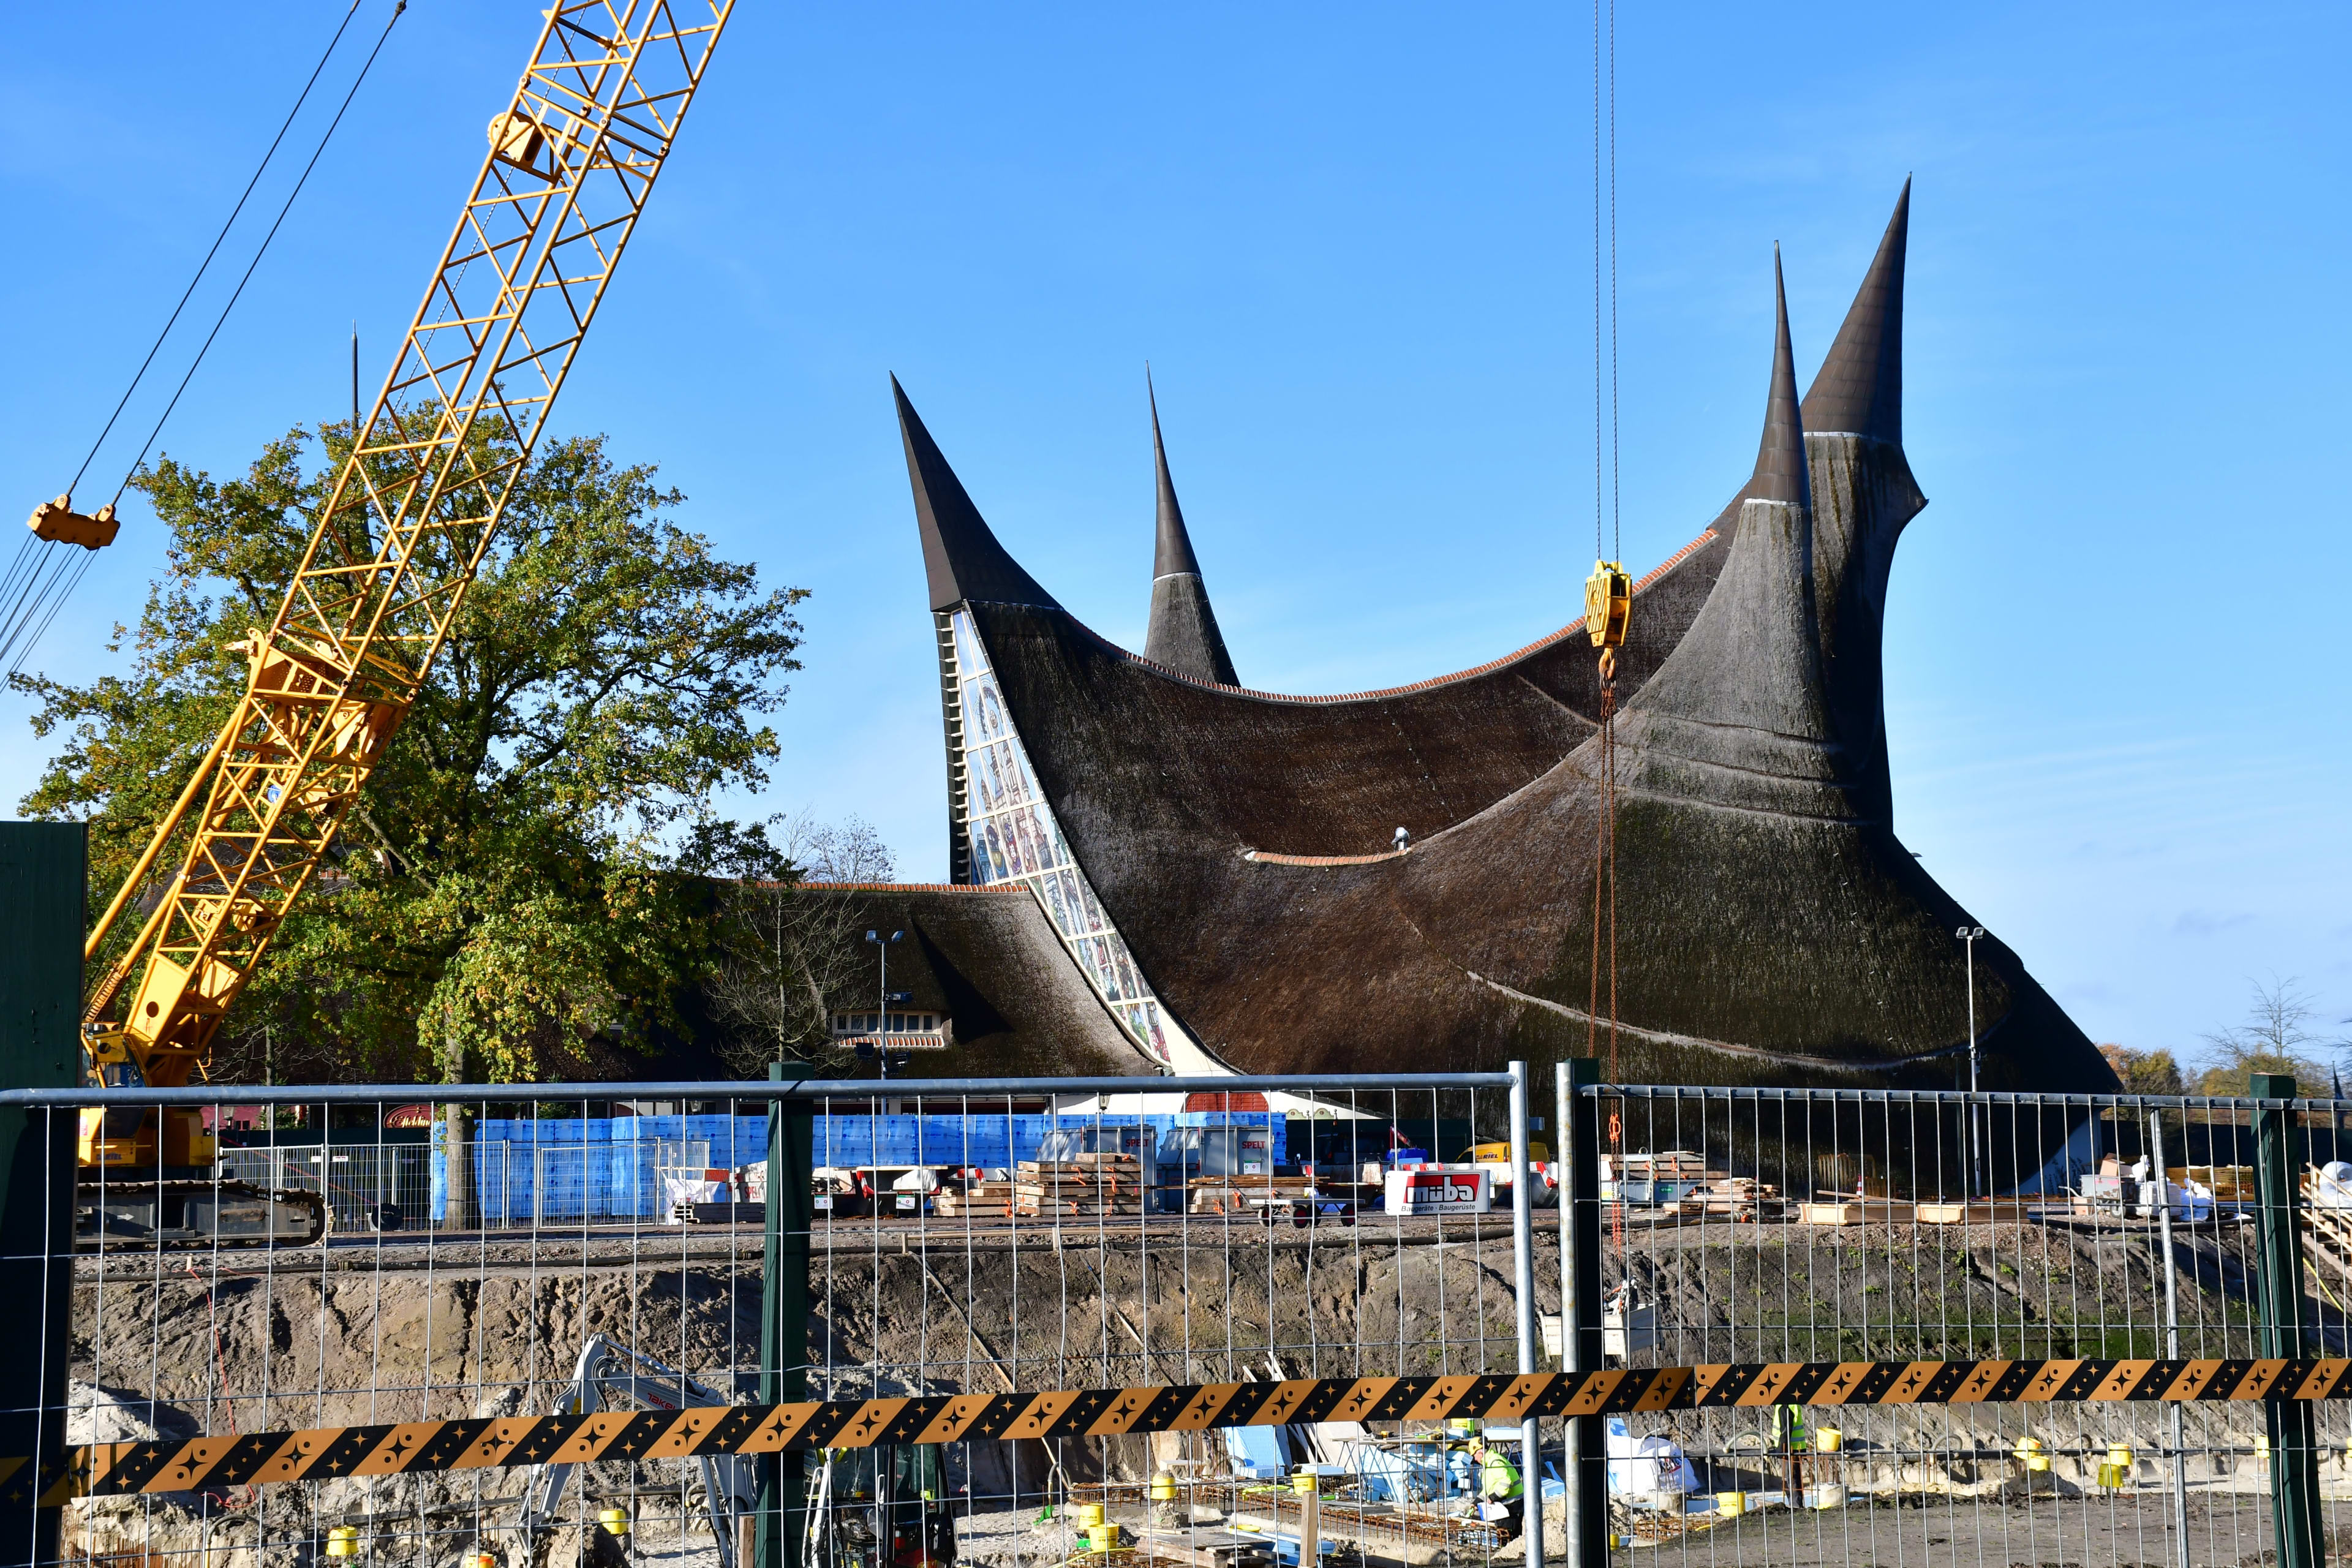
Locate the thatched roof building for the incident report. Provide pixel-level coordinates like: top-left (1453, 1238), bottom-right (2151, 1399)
top-left (881, 183), bottom-right (2117, 1093)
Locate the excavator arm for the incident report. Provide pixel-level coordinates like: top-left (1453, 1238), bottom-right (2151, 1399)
top-left (81, 1), bottom-right (734, 1089)
top-left (519, 1334), bottom-right (756, 1568)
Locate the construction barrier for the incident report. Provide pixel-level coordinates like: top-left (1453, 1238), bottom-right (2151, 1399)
top-left (20, 1356), bottom-right (2352, 1507)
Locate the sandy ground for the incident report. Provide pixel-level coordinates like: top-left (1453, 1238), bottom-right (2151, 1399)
top-left (1612, 1491), bottom-right (2305, 1568)
top-left (55, 1211), bottom-right (2321, 1568)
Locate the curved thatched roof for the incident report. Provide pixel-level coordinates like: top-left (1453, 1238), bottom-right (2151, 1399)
top-left (892, 183), bottom-right (2118, 1095)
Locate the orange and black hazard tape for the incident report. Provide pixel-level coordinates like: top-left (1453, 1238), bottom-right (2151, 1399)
top-left (9, 1356), bottom-right (2352, 1506)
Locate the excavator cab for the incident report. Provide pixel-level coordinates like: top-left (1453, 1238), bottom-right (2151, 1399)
top-left (809, 1445), bottom-right (954, 1568)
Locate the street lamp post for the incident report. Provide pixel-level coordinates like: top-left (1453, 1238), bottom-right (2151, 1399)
top-left (1956, 925), bottom-right (1986, 1196)
top-left (865, 929), bottom-right (903, 1080)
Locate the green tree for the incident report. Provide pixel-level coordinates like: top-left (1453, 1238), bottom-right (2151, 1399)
top-left (2098, 1043), bottom-right (2187, 1096)
top-left (15, 413), bottom-right (807, 1101)
top-left (2193, 975), bottom-right (2346, 1097)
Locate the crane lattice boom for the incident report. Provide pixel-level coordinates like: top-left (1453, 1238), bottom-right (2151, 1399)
top-left (85, 0), bottom-right (734, 1084)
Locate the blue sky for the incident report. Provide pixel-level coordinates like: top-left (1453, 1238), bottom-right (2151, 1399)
top-left (3, 3), bottom-right (2345, 1068)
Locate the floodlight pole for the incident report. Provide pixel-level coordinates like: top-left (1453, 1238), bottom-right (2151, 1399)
top-left (865, 929), bottom-right (903, 1081)
top-left (1957, 925), bottom-right (1986, 1196)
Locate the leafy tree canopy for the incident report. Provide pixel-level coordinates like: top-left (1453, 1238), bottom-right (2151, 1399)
top-left (14, 414), bottom-right (807, 1086)
top-left (2098, 1043), bottom-right (2187, 1098)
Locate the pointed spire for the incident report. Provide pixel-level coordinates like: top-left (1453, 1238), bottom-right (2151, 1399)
top-left (1140, 372), bottom-right (1240, 686)
top-left (1150, 375), bottom-right (1202, 580)
top-left (893, 376), bottom-right (1059, 613)
top-left (1705, 245), bottom-right (1814, 532)
top-left (1800, 178), bottom-right (1909, 446)
top-left (1754, 245), bottom-right (1811, 508)
top-left (1610, 249), bottom-right (1850, 817)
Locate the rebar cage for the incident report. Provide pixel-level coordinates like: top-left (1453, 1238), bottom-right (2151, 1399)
top-left (6, 1070), bottom-right (2351, 1568)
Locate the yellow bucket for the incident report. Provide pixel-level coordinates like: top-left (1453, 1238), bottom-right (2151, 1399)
top-left (1075, 1503), bottom-right (1106, 1529)
top-left (326, 1526), bottom-right (361, 1559)
top-left (2013, 1436), bottom-right (2050, 1472)
top-left (2107, 1444), bottom-right (2135, 1469)
top-left (1714, 1491), bottom-right (1746, 1517)
top-left (1814, 1427), bottom-right (1842, 1453)
top-left (598, 1507), bottom-right (630, 1539)
top-left (1088, 1524), bottom-right (1121, 1553)
top-left (1150, 1472), bottom-right (1177, 1502)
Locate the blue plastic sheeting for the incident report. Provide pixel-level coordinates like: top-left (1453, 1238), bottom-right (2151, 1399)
top-left (808, 1112), bottom-right (1281, 1172)
top-left (1223, 1424), bottom-right (1290, 1479)
top-left (429, 1111), bottom-right (1285, 1223)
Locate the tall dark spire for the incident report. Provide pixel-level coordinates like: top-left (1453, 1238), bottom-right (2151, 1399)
top-left (1754, 245), bottom-right (1811, 508)
top-left (1150, 379), bottom-right (1202, 580)
top-left (1142, 375), bottom-right (1239, 685)
top-left (1611, 252), bottom-right (1848, 819)
top-left (1705, 243), bottom-right (1816, 531)
top-left (894, 377), bottom-right (1059, 613)
top-left (1800, 179), bottom-right (1909, 447)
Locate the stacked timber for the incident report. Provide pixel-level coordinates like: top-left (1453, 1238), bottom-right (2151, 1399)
top-left (1186, 1174), bottom-right (1311, 1215)
top-left (1015, 1156), bottom-right (1144, 1216)
top-left (932, 1182), bottom-right (1015, 1219)
top-left (1605, 1150), bottom-right (1727, 1216)
top-left (1914, 1196), bottom-right (2041, 1225)
top-left (1690, 1176), bottom-right (1782, 1221)
top-left (1618, 1151), bottom-right (1713, 1180)
top-left (1796, 1191), bottom-right (1915, 1226)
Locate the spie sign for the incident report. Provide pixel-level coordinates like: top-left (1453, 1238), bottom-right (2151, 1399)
top-left (1383, 1166), bottom-right (1493, 1216)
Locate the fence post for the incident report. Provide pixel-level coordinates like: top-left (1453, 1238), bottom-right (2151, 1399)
top-left (1560, 1057), bottom-right (1604, 1568)
top-left (1507, 1061), bottom-right (1544, 1565)
top-left (2252, 1072), bottom-right (2322, 1568)
top-left (2146, 1109), bottom-right (2192, 1568)
top-left (0, 823), bottom-right (84, 1568)
top-left (759, 1065), bottom-right (815, 1568)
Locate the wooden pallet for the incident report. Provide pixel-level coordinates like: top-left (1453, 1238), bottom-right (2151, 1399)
top-left (1915, 1197), bottom-right (2042, 1225)
top-left (1796, 1196), bottom-right (1916, 1226)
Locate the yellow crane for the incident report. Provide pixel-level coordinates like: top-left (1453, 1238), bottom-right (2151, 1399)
top-left (74, 0), bottom-right (734, 1245)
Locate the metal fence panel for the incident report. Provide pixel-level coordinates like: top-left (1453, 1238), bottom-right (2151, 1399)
top-left (2, 1071), bottom-right (1540, 1568)
top-left (1569, 1082), bottom-right (2348, 1568)
top-left (20, 1071), bottom-right (2352, 1568)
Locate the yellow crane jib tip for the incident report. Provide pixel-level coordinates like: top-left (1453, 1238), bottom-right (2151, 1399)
top-left (28, 494), bottom-right (119, 550)
top-left (1583, 560), bottom-right (1630, 652)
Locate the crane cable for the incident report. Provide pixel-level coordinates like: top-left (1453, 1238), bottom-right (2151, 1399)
top-left (0, 0), bottom-right (404, 679)
top-left (1585, 0), bottom-right (1623, 1082)
top-left (1575, 0), bottom-right (1627, 1254)
top-left (0, 0), bottom-right (369, 668)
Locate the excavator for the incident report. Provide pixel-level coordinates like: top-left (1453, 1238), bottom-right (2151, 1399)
top-left (517, 1335), bottom-right (760, 1567)
top-left (66, 1), bottom-right (734, 1247)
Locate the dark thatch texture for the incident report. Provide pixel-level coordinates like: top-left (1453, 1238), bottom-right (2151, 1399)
top-left (893, 184), bottom-right (2117, 1096)
top-left (797, 884), bottom-right (1159, 1079)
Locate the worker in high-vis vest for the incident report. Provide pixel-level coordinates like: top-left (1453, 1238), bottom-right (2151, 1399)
top-left (1465, 1435), bottom-right (1525, 1542)
top-left (1773, 1402), bottom-right (1809, 1499)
